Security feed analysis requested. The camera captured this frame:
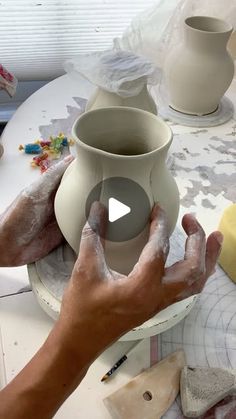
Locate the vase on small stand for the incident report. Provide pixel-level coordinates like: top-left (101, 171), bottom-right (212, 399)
top-left (165, 16), bottom-right (234, 116)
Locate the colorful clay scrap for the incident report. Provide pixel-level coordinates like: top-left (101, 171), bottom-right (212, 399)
top-left (19, 133), bottom-right (74, 172)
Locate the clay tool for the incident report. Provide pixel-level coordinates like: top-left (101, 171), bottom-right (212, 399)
top-left (103, 350), bottom-right (185, 419)
top-left (101, 340), bottom-right (142, 382)
top-left (180, 366), bottom-right (236, 417)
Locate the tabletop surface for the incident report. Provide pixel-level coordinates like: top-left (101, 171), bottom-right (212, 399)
top-left (0, 74), bottom-right (236, 418)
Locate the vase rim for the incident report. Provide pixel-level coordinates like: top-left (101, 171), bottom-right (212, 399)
top-left (185, 16), bottom-right (233, 35)
top-left (72, 106), bottom-right (173, 160)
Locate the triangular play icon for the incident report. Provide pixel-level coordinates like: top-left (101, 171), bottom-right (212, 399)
top-left (108, 197), bottom-right (131, 223)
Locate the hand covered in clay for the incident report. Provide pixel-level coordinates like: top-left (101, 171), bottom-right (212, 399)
top-left (0, 155), bottom-right (73, 266)
top-left (55, 202), bottom-right (223, 361)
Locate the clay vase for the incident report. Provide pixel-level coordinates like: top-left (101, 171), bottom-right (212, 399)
top-left (54, 107), bottom-right (179, 274)
top-left (85, 84), bottom-right (157, 114)
top-left (165, 16), bottom-right (234, 116)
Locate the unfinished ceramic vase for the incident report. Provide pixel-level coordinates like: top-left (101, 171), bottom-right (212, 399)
top-left (165, 16), bottom-right (234, 116)
top-left (55, 107), bottom-right (179, 274)
top-left (86, 84), bottom-right (157, 114)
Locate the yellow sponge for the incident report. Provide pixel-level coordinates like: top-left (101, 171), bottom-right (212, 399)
top-left (218, 204), bottom-right (236, 283)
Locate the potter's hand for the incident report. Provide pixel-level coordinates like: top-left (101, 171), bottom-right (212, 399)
top-left (55, 203), bottom-right (222, 359)
top-left (0, 155), bottom-right (74, 266)
top-left (0, 203), bottom-right (222, 419)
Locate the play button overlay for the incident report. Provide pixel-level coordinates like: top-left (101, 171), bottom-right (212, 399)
top-left (85, 177), bottom-right (151, 242)
top-left (108, 198), bottom-right (131, 222)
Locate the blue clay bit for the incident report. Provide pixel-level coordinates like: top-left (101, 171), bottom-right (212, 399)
top-left (24, 144), bottom-right (42, 154)
top-left (62, 138), bottom-right (68, 146)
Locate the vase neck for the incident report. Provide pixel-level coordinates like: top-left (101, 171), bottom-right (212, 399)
top-left (79, 143), bottom-right (168, 169)
top-left (184, 22), bottom-right (233, 53)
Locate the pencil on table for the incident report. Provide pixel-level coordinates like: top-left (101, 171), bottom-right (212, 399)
top-left (101, 340), bottom-right (143, 382)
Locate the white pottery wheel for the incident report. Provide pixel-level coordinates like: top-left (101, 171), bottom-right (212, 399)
top-left (28, 227), bottom-right (198, 341)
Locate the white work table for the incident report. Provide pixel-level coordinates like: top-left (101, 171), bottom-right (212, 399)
top-left (0, 74), bottom-right (236, 418)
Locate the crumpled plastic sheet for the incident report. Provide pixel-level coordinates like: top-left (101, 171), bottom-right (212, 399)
top-left (64, 49), bottom-right (160, 98)
top-left (113, 0), bottom-right (179, 69)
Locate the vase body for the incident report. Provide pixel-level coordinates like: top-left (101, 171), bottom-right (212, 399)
top-left (85, 85), bottom-right (157, 114)
top-left (165, 16), bottom-right (234, 116)
top-left (55, 107), bottom-right (179, 275)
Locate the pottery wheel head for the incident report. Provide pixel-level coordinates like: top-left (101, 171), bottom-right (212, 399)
top-left (35, 243), bottom-right (76, 300)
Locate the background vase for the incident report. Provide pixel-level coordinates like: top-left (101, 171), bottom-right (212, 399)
top-left (85, 84), bottom-right (157, 114)
top-left (165, 16), bottom-right (234, 116)
top-left (55, 107), bottom-right (179, 275)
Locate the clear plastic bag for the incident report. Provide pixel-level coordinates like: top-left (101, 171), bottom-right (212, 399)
top-left (64, 49), bottom-right (160, 98)
top-left (113, 0), bottom-right (180, 70)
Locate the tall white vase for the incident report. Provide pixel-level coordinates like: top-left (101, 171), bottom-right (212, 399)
top-left (55, 107), bottom-right (179, 275)
top-left (165, 16), bottom-right (234, 116)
